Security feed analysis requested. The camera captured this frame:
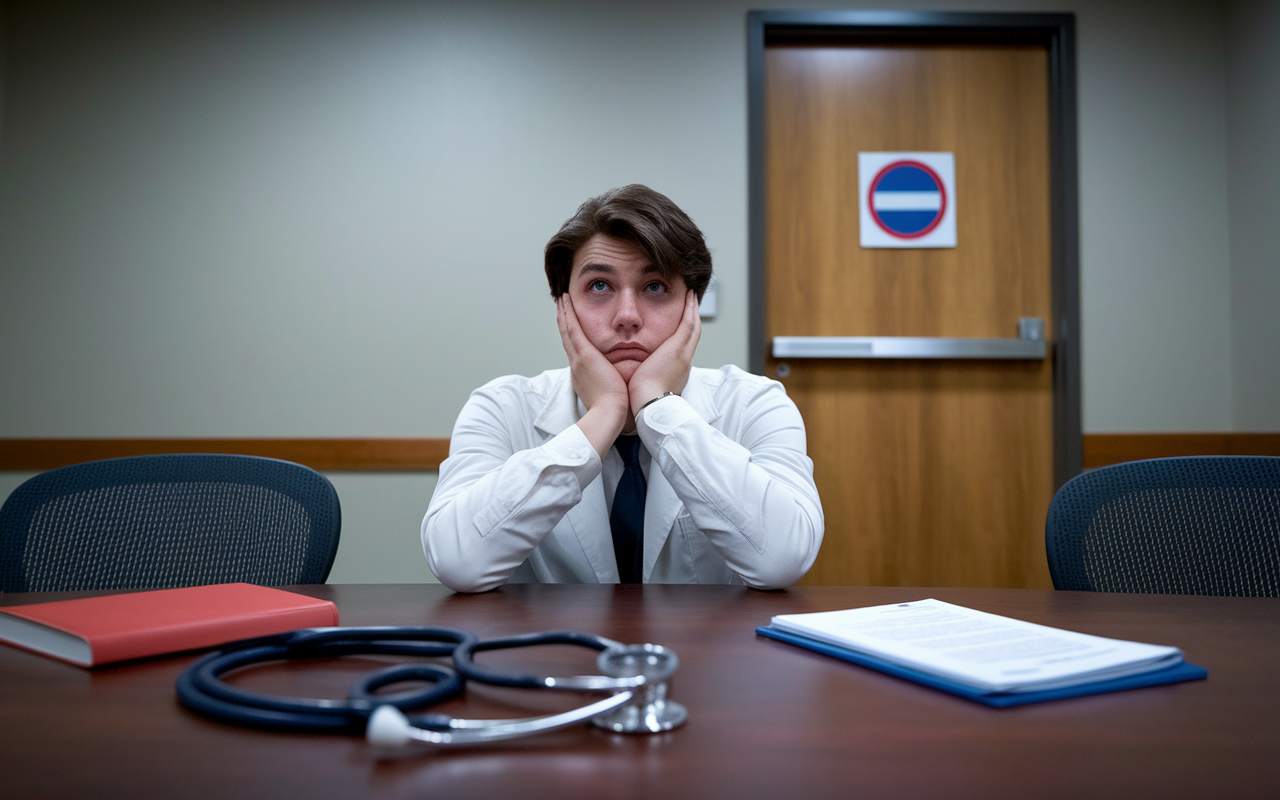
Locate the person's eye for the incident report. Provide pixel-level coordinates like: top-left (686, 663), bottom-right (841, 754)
top-left (589, 279), bottom-right (609, 292)
top-left (644, 281), bottom-right (668, 293)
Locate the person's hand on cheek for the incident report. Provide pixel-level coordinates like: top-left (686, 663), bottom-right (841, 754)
top-left (628, 289), bottom-right (701, 418)
top-left (558, 295), bottom-right (630, 459)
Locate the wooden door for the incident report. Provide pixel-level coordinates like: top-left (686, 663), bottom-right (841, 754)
top-left (764, 41), bottom-right (1056, 588)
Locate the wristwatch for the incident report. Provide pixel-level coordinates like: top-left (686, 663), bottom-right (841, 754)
top-left (640, 392), bottom-right (678, 411)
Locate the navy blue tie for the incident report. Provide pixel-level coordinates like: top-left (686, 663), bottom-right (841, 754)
top-left (610, 434), bottom-right (646, 584)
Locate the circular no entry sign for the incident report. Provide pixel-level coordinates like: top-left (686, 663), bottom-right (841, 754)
top-left (868, 161), bottom-right (947, 239)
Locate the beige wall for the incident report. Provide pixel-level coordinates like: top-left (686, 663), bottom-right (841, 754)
top-left (1, 0), bottom-right (1276, 582)
top-left (1227, 0), bottom-right (1280, 429)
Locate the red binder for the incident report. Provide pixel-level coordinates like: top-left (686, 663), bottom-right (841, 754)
top-left (0, 583), bottom-right (339, 667)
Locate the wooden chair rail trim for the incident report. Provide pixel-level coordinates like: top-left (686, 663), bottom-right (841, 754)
top-left (1083, 433), bottom-right (1280, 470)
top-left (0, 439), bottom-right (451, 472)
top-left (2, 433), bottom-right (1276, 473)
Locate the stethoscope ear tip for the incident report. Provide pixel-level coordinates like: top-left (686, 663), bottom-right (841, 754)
top-left (366, 705), bottom-right (414, 748)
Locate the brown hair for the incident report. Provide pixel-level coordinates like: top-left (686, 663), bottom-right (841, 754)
top-left (544, 184), bottom-right (712, 300)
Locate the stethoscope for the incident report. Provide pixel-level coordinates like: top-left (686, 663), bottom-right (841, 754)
top-left (176, 626), bottom-right (687, 749)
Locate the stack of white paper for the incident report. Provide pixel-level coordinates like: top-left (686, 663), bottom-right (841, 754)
top-left (769, 599), bottom-right (1184, 693)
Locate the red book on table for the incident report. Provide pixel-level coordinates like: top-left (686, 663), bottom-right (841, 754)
top-left (0, 582), bottom-right (339, 667)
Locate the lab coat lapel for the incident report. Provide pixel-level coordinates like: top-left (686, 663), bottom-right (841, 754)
top-left (642, 459), bottom-right (679, 582)
top-left (532, 370), bottom-right (579, 440)
top-left (533, 370), bottom-right (618, 584)
top-left (564, 475), bottom-right (619, 583)
top-left (677, 369), bottom-right (723, 428)
top-left (641, 370), bottom-right (721, 582)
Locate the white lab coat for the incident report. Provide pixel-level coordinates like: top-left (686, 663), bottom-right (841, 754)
top-left (422, 365), bottom-right (823, 592)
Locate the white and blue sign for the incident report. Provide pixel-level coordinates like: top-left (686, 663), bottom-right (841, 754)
top-left (858, 152), bottom-right (957, 248)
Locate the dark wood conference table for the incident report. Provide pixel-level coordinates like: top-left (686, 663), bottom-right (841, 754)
top-left (1, 583), bottom-right (1278, 799)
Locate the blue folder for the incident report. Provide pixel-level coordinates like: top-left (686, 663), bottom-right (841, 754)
top-left (755, 625), bottom-right (1207, 708)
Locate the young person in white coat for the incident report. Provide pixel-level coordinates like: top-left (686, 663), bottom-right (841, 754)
top-left (422, 185), bottom-right (823, 592)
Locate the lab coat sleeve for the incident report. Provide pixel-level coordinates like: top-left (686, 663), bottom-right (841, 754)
top-left (422, 384), bottom-right (602, 593)
top-left (635, 386), bottom-right (823, 589)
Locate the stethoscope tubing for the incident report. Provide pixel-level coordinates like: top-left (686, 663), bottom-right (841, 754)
top-left (452, 630), bottom-right (635, 689)
top-left (176, 625), bottom-right (644, 735)
top-left (178, 627), bottom-right (474, 732)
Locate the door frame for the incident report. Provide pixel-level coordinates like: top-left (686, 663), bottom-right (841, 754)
top-left (746, 10), bottom-right (1082, 488)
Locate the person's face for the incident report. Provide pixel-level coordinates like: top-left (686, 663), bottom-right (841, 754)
top-left (567, 234), bottom-right (689, 383)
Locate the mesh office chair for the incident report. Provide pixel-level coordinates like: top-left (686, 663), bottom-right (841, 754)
top-left (1045, 456), bottom-right (1280, 596)
top-left (0, 454), bottom-right (341, 592)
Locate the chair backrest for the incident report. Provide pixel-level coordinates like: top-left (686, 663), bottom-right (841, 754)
top-left (1045, 456), bottom-right (1280, 596)
top-left (0, 454), bottom-right (341, 592)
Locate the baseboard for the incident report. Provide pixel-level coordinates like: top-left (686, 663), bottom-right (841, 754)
top-left (1082, 433), bottom-right (1280, 470)
top-left (4, 433), bottom-right (1277, 473)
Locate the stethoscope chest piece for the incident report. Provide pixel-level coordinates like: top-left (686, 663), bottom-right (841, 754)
top-left (590, 643), bottom-right (688, 733)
